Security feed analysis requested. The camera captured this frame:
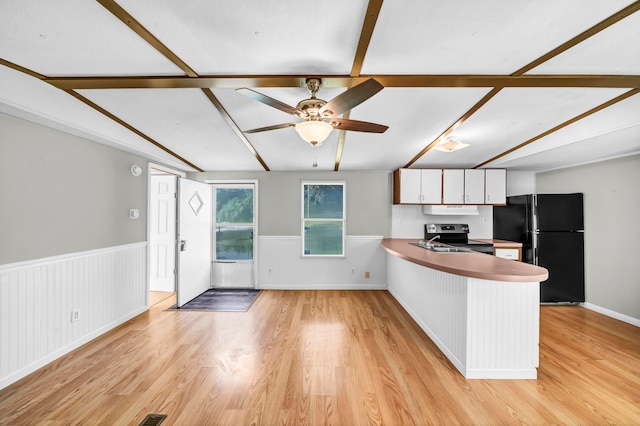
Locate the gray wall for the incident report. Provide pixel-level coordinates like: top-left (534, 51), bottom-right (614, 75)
top-left (192, 170), bottom-right (391, 237)
top-left (536, 154), bottom-right (640, 320)
top-left (0, 113), bottom-right (148, 264)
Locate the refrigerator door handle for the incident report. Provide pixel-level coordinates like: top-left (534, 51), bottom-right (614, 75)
top-left (533, 231), bottom-right (539, 265)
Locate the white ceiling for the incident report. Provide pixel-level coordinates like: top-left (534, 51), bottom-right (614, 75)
top-left (1, 0), bottom-right (639, 173)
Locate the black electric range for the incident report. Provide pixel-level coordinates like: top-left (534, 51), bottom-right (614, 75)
top-left (424, 223), bottom-right (494, 254)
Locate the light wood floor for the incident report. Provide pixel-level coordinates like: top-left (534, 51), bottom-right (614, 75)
top-left (1, 290), bottom-right (639, 425)
top-left (149, 291), bottom-right (175, 306)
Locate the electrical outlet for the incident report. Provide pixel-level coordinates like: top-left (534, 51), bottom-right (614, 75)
top-left (351, 267), bottom-right (356, 275)
top-left (71, 309), bottom-right (80, 323)
top-left (364, 271), bottom-right (370, 279)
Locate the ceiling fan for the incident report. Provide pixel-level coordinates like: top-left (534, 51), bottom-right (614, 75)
top-left (236, 78), bottom-right (389, 146)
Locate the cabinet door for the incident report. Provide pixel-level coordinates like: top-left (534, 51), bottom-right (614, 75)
top-left (464, 169), bottom-right (485, 204)
top-left (442, 169), bottom-right (464, 204)
top-left (398, 168), bottom-right (422, 203)
top-left (485, 169), bottom-right (506, 204)
top-left (420, 169), bottom-right (442, 204)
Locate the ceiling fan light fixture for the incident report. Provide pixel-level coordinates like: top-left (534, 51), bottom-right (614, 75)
top-left (295, 120), bottom-right (333, 147)
top-left (434, 138), bottom-right (470, 152)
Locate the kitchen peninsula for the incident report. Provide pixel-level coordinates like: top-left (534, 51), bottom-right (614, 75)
top-left (382, 239), bottom-right (548, 379)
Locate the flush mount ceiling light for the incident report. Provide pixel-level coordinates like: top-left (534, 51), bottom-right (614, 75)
top-left (433, 138), bottom-right (470, 152)
top-left (294, 120), bottom-right (334, 146)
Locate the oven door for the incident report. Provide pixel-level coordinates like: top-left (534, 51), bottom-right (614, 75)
top-left (452, 242), bottom-right (494, 254)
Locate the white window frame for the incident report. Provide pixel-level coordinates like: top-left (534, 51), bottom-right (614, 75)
top-left (301, 180), bottom-right (346, 258)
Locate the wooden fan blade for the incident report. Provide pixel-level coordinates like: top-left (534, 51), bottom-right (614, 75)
top-left (243, 123), bottom-right (296, 134)
top-left (330, 118), bottom-right (388, 133)
top-left (319, 79), bottom-right (384, 117)
top-left (236, 88), bottom-right (302, 117)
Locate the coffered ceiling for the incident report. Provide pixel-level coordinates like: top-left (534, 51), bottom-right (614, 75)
top-left (1, 0), bottom-right (639, 173)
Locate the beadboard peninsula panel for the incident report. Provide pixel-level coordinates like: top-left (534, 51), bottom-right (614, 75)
top-left (258, 236), bottom-right (387, 289)
top-left (387, 255), bottom-right (468, 371)
top-left (0, 243), bottom-right (147, 390)
top-left (387, 254), bottom-right (540, 379)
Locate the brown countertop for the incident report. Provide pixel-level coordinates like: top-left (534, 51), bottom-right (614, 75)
top-left (382, 238), bottom-right (548, 283)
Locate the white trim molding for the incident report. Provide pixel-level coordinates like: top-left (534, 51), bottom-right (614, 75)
top-left (582, 303), bottom-right (640, 328)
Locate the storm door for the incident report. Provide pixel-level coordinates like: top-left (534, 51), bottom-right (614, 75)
top-left (212, 183), bottom-right (256, 288)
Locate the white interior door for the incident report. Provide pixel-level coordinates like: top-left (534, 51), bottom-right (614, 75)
top-left (177, 178), bottom-right (212, 307)
top-left (149, 174), bottom-right (177, 292)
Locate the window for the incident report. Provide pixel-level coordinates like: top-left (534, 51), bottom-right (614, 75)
top-left (302, 182), bottom-right (345, 256)
top-left (214, 185), bottom-right (254, 261)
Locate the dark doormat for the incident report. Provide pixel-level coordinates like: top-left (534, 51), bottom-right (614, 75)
top-left (171, 289), bottom-right (261, 312)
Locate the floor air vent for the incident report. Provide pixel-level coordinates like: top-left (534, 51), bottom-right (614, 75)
top-left (138, 414), bottom-right (167, 426)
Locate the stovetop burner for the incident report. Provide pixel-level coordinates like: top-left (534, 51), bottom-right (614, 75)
top-left (424, 223), bottom-right (494, 254)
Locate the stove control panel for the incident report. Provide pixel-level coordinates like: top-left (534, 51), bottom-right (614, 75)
top-left (425, 223), bottom-right (469, 234)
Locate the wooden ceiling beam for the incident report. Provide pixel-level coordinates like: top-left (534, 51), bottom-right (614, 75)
top-left (403, 88), bottom-right (502, 168)
top-left (96, 0), bottom-right (270, 171)
top-left (334, 0), bottom-right (385, 171)
top-left (44, 74), bottom-right (640, 90)
top-left (0, 57), bottom-right (205, 171)
top-left (0, 58), bottom-right (47, 80)
top-left (96, 0), bottom-right (198, 77)
top-left (200, 88), bottom-right (270, 171)
top-left (513, 0), bottom-right (640, 75)
top-left (64, 89), bottom-right (204, 171)
top-left (474, 88), bottom-right (640, 169)
top-left (350, 0), bottom-right (384, 77)
top-left (402, 1), bottom-right (640, 168)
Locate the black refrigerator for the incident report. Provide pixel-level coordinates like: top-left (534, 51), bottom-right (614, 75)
top-left (493, 193), bottom-right (585, 303)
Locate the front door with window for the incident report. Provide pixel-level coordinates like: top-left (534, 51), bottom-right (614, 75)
top-left (212, 183), bottom-right (256, 288)
top-left (177, 178), bottom-right (212, 307)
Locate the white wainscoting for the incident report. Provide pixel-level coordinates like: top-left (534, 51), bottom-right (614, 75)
top-left (387, 254), bottom-right (540, 379)
top-left (0, 242), bottom-right (148, 390)
top-left (257, 236), bottom-right (387, 289)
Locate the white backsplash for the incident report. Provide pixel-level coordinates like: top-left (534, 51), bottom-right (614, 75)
top-left (391, 205), bottom-right (493, 239)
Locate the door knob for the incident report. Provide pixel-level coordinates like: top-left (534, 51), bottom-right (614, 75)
top-left (180, 240), bottom-right (187, 251)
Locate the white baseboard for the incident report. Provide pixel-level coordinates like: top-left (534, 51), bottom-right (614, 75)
top-left (582, 303), bottom-right (640, 327)
top-left (259, 284), bottom-right (388, 290)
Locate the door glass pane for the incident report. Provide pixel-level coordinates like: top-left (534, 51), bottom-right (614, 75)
top-left (215, 187), bottom-right (254, 261)
top-left (216, 188), bottom-right (253, 223)
top-left (216, 226), bottom-right (253, 260)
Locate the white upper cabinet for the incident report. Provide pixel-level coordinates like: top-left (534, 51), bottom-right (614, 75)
top-left (420, 169), bottom-right (442, 204)
top-left (464, 169), bottom-right (485, 204)
top-left (394, 168), bottom-right (506, 205)
top-left (394, 168), bottom-right (442, 204)
top-left (442, 169), bottom-right (464, 204)
top-left (397, 168), bottom-right (422, 204)
top-left (485, 169), bottom-right (507, 205)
